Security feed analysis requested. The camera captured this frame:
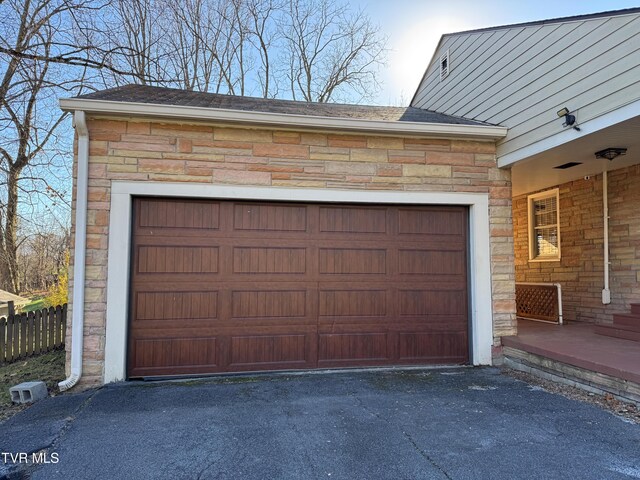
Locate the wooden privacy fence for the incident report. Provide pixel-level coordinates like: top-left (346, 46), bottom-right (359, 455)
top-left (515, 283), bottom-right (563, 324)
top-left (0, 302), bottom-right (67, 364)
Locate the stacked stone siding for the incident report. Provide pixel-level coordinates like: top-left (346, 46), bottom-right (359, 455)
top-left (513, 164), bottom-right (640, 324)
top-left (68, 117), bottom-right (516, 386)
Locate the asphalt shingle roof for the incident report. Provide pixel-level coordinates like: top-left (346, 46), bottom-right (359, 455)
top-left (76, 84), bottom-right (487, 126)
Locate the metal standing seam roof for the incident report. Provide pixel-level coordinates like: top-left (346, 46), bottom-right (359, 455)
top-left (74, 84), bottom-right (491, 126)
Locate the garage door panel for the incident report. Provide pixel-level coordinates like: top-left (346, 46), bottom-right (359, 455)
top-left (228, 334), bottom-right (313, 368)
top-left (129, 198), bottom-right (469, 377)
top-left (232, 203), bottom-right (308, 232)
top-left (135, 291), bottom-right (218, 321)
top-left (136, 245), bottom-right (219, 274)
top-left (232, 246), bottom-right (307, 274)
top-left (397, 207), bottom-right (466, 236)
top-left (138, 198), bottom-right (221, 230)
top-left (318, 289), bottom-right (387, 317)
top-left (131, 337), bottom-right (219, 374)
top-left (397, 249), bottom-right (466, 276)
top-left (398, 290), bottom-right (468, 316)
top-left (319, 206), bottom-right (388, 234)
top-left (397, 331), bottom-right (468, 363)
top-left (318, 332), bottom-right (389, 364)
top-left (319, 248), bottom-right (387, 275)
top-left (231, 290), bottom-right (308, 319)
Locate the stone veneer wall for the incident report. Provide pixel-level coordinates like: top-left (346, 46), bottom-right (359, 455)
top-left (67, 117), bottom-right (516, 386)
top-left (513, 164), bottom-right (640, 324)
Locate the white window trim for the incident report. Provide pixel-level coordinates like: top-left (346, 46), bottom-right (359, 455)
top-left (527, 188), bottom-right (561, 262)
top-left (104, 181), bottom-right (494, 383)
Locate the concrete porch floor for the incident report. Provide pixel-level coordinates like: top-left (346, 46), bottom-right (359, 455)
top-left (502, 320), bottom-right (640, 399)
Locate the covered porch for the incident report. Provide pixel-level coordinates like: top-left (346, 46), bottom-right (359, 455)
top-left (503, 108), bottom-right (640, 404)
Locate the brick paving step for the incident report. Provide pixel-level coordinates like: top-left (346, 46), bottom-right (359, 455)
top-left (594, 325), bottom-right (640, 343)
top-left (612, 312), bottom-right (640, 329)
top-left (631, 303), bottom-right (640, 315)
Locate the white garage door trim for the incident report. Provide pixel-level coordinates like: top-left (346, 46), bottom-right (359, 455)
top-left (104, 181), bottom-right (494, 383)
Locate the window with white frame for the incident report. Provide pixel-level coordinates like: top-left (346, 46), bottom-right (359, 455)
top-left (528, 189), bottom-right (560, 261)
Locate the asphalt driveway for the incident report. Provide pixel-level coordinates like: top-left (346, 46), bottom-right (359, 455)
top-left (1, 367), bottom-right (639, 479)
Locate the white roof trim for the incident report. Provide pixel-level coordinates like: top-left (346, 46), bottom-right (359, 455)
top-left (59, 98), bottom-right (507, 140)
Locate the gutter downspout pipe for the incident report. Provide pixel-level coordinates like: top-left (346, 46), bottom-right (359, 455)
top-left (59, 110), bottom-right (88, 391)
top-left (602, 168), bottom-right (611, 305)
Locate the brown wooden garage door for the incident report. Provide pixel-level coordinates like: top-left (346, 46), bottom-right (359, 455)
top-left (128, 198), bottom-right (469, 378)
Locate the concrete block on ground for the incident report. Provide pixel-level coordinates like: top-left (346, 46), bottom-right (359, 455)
top-left (9, 381), bottom-right (48, 404)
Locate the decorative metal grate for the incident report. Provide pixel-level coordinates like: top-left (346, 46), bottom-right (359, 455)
top-left (515, 283), bottom-right (562, 323)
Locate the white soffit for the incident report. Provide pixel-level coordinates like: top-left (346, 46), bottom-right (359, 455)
top-left (499, 98), bottom-right (640, 168)
top-left (511, 115), bottom-right (640, 196)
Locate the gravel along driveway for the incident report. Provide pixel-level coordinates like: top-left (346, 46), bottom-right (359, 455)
top-left (1, 367), bottom-right (639, 480)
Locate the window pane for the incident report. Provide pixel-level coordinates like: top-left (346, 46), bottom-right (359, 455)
top-left (535, 226), bottom-right (558, 257)
top-left (534, 196), bottom-right (557, 228)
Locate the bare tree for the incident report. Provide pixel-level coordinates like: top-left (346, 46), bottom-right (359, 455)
top-left (280, 0), bottom-right (386, 102)
top-left (0, 0), bottom-right (101, 293)
top-left (17, 226), bottom-right (70, 293)
top-left (98, 0), bottom-right (171, 86)
top-left (210, 0), bottom-right (252, 95)
top-left (0, 0), bottom-right (387, 294)
top-left (246, 0), bottom-right (282, 98)
top-left (103, 0), bottom-right (385, 101)
top-left (164, 0), bottom-right (222, 91)
top-left (104, 0), bottom-right (251, 94)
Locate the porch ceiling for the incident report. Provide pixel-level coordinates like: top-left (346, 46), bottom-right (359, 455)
top-left (511, 115), bottom-right (640, 197)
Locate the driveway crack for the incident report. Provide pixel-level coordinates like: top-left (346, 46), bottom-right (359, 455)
top-left (401, 429), bottom-right (453, 480)
top-left (18, 387), bottom-right (103, 479)
top-left (195, 455), bottom-right (222, 480)
top-left (47, 387), bottom-right (102, 450)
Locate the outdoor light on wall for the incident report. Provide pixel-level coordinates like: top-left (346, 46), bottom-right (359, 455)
top-left (556, 107), bottom-right (580, 131)
top-left (595, 147), bottom-right (627, 161)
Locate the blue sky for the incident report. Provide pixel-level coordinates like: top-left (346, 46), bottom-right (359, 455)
top-left (354, 0), bottom-right (640, 105)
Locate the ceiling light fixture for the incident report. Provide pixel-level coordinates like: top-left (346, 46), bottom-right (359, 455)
top-left (595, 147), bottom-right (627, 161)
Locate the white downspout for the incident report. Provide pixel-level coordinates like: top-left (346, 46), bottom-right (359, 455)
top-left (602, 168), bottom-right (611, 305)
top-left (59, 110), bottom-right (88, 391)
top-left (555, 283), bottom-right (563, 325)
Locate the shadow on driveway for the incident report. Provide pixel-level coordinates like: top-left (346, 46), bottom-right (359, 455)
top-left (1, 367), bottom-right (639, 479)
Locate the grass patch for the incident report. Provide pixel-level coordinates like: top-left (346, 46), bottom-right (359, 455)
top-left (0, 350), bottom-right (66, 421)
top-left (21, 297), bottom-right (47, 312)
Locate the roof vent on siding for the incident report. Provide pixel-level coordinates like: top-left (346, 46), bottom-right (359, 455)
top-left (440, 50), bottom-right (450, 80)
